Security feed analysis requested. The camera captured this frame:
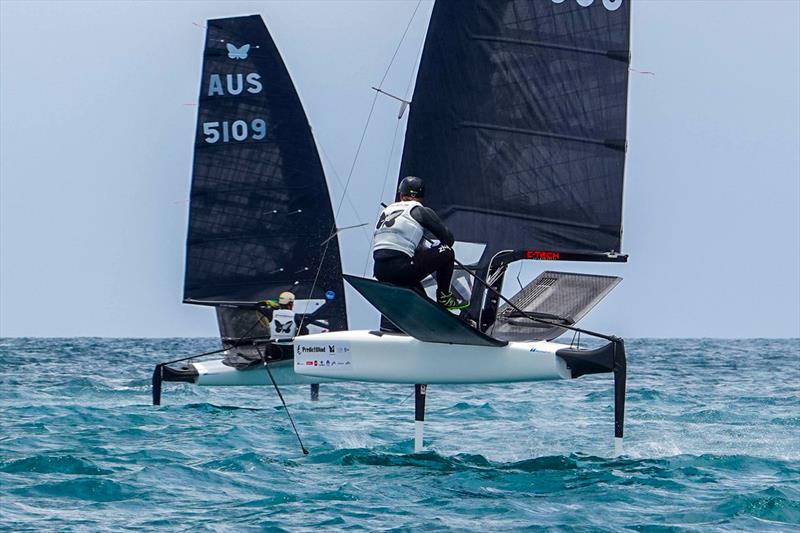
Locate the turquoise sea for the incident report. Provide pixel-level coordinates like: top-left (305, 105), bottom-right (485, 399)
top-left (1, 338), bottom-right (798, 531)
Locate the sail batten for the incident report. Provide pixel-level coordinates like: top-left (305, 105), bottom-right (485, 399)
top-left (437, 204), bottom-right (615, 232)
top-left (459, 121), bottom-right (626, 150)
top-left (470, 34), bottom-right (629, 61)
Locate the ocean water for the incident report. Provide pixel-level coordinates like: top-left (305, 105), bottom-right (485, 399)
top-left (0, 338), bottom-right (798, 531)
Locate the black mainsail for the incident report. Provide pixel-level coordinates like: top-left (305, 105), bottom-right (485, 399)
top-left (184, 15), bottom-right (347, 342)
top-left (398, 0), bottom-right (631, 327)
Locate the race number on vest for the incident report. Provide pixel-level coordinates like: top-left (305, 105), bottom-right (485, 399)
top-left (372, 200), bottom-right (424, 257)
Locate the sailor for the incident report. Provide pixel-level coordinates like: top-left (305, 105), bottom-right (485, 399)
top-left (257, 291), bottom-right (307, 341)
top-left (372, 176), bottom-right (468, 311)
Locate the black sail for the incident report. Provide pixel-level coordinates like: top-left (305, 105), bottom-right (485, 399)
top-left (184, 15), bottom-right (347, 340)
top-left (399, 0), bottom-right (631, 266)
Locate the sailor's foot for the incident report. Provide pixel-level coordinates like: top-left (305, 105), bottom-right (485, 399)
top-left (437, 291), bottom-right (469, 310)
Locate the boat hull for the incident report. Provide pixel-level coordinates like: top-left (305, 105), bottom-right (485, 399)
top-left (293, 330), bottom-right (572, 384)
top-left (191, 358), bottom-right (336, 387)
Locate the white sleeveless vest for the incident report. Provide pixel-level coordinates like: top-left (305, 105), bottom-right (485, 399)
top-left (270, 308), bottom-right (297, 340)
top-left (372, 200), bottom-right (424, 257)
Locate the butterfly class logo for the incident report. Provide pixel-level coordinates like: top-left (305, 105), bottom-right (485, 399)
top-left (226, 43), bottom-right (251, 60)
top-left (274, 320), bottom-right (293, 334)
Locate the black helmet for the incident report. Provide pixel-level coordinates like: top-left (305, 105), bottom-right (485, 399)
top-left (398, 176), bottom-right (425, 199)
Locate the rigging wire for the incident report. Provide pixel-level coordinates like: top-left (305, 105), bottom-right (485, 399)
top-left (254, 344), bottom-right (309, 455)
top-left (375, 0), bottom-right (424, 90)
top-left (375, 32), bottom-right (421, 213)
top-left (398, 388), bottom-right (415, 405)
top-left (158, 314), bottom-right (267, 367)
top-left (569, 330), bottom-right (581, 350)
top-left (317, 141), bottom-right (373, 247)
top-left (363, 0), bottom-right (426, 278)
top-left (377, 120), bottom-right (404, 211)
top-left (362, 117), bottom-right (404, 277)
top-left (321, 222), bottom-right (370, 246)
top-left (153, 310), bottom-right (274, 405)
top-left (334, 0), bottom-right (423, 223)
top-left (515, 261), bottom-right (524, 292)
top-left (297, 90), bottom-right (379, 333)
top-left (299, 0), bottom-right (424, 332)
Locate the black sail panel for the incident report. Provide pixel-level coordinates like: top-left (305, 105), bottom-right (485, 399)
top-left (399, 0), bottom-right (631, 265)
top-left (184, 15), bottom-right (347, 337)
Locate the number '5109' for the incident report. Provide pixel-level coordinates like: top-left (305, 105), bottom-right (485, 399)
top-left (202, 119), bottom-right (267, 143)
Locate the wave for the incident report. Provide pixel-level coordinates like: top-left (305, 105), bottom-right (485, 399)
top-left (715, 486), bottom-right (800, 524)
top-left (11, 478), bottom-right (140, 502)
top-left (0, 455), bottom-right (112, 475)
top-left (2, 338), bottom-right (799, 530)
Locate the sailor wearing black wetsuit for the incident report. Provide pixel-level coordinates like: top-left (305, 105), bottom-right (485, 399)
top-left (372, 176), bottom-right (468, 311)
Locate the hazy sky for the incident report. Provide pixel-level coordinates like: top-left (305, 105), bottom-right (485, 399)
top-left (1, 0), bottom-right (798, 338)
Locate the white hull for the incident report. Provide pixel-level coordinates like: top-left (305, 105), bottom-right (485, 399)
top-left (192, 358), bottom-right (336, 387)
top-left (293, 330), bottom-right (573, 384)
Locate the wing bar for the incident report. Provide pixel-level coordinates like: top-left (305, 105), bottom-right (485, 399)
top-left (344, 275), bottom-right (507, 347)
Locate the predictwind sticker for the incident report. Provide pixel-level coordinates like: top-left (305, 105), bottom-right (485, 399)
top-left (295, 341), bottom-right (352, 373)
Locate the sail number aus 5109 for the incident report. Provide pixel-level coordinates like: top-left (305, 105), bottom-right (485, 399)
top-left (202, 119), bottom-right (267, 144)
